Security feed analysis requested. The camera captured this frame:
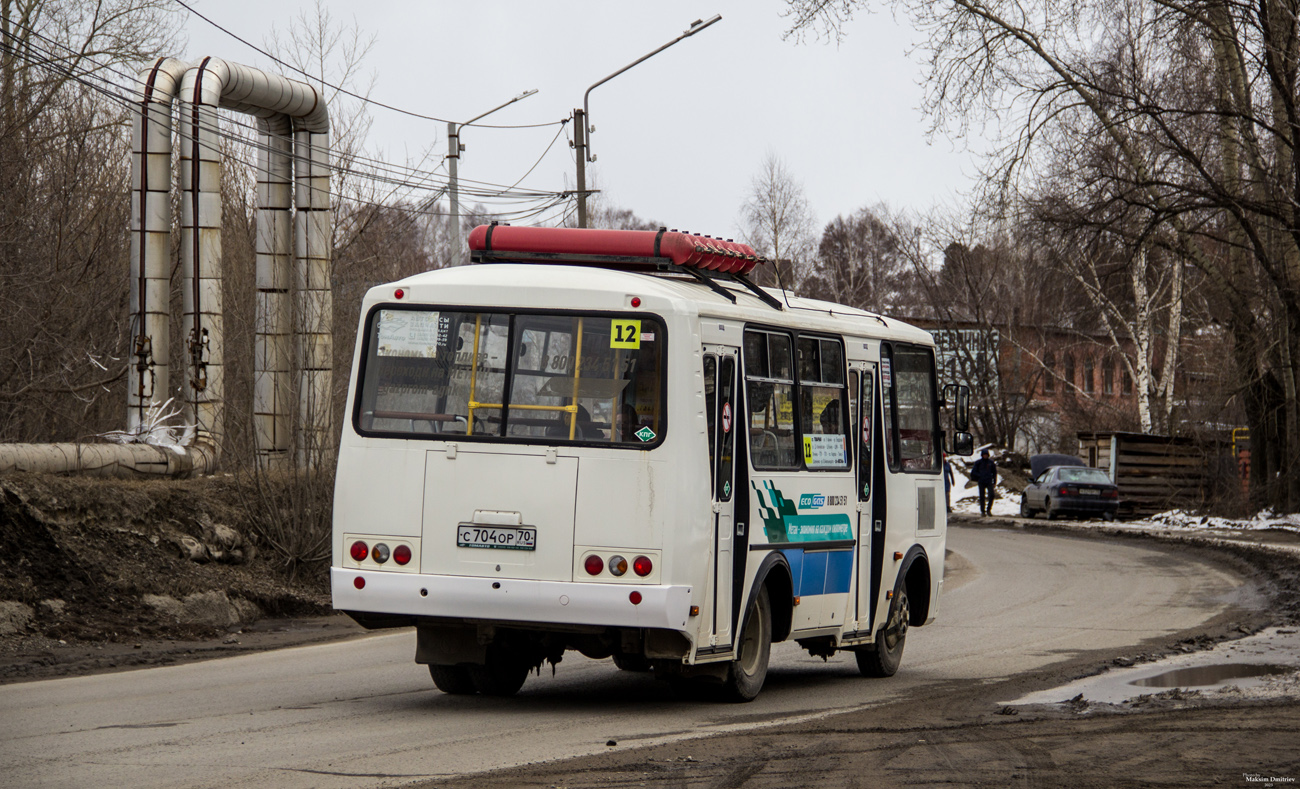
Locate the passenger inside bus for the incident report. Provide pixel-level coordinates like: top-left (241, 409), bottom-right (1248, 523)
top-left (616, 402), bottom-right (640, 441)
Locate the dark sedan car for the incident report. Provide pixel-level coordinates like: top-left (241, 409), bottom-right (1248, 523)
top-left (1020, 464), bottom-right (1120, 520)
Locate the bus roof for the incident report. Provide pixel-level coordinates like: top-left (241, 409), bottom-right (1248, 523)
top-left (368, 263), bottom-right (935, 347)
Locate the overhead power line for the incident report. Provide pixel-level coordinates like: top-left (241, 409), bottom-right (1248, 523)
top-left (171, 0), bottom-right (566, 130)
top-left (1, 20), bottom-right (579, 224)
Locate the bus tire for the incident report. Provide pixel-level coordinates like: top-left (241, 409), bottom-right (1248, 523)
top-left (856, 586), bottom-right (908, 678)
top-left (468, 646), bottom-right (530, 697)
top-left (612, 653), bottom-right (652, 672)
top-left (429, 664), bottom-right (477, 695)
top-left (722, 585), bottom-right (771, 702)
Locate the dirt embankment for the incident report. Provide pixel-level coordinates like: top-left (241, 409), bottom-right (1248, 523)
top-left (0, 472), bottom-right (349, 683)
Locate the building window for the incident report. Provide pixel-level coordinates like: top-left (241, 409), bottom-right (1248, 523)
top-left (1043, 351), bottom-right (1055, 394)
top-left (1122, 366), bottom-right (1133, 395)
top-left (1064, 354), bottom-right (1075, 390)
top-left (1103, 361), bottom-right (1114, 395)
top-left (1083, 358), bottom-right (1095, 393)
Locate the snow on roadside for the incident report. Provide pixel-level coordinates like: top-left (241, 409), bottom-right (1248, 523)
top-left (943, 455), bottom-right (1299, 531)
top-left (947, 458), bottom-right (1022, 517)
top-left (1141, 508), bottom-right (1300, 533)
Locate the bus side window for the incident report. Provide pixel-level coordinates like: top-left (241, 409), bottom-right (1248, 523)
top-left (886, 343), bottom-right (939, 472)
top-left (744, 329), bottom-right (797, 469)
top-left (797, 336), bottom-right (849, 470)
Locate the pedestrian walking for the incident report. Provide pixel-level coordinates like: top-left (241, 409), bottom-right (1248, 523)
top-left (971, 449), bottom-right (997, 516)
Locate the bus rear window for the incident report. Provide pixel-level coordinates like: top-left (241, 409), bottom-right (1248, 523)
top-left (355, 307), bottom-right (665, 446)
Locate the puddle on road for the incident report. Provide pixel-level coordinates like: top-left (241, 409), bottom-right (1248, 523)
top-left (1004, 627), bottom-right (1300, 706)
top-left (1130, 663), bottom-right (1291, 689)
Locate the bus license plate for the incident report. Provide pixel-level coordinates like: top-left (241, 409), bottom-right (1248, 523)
top-left (457, 524), bottom-right (537, 551)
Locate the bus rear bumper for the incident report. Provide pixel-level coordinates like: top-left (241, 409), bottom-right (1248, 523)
top-left (331, 568), bottom-right (693, 631)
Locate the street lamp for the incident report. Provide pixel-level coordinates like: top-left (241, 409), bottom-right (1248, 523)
top-left (448, 89), bottom-right (539, 260)
top-left (575, 14), bottom-right (722, 227)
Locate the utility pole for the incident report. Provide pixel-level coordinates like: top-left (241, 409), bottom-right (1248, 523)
top-left (448, 120), bottom-right (463, 258)
top-left (446, 89), bottom-right (538, 263)
top-left (576, 14), bottom-right (721, 229)
top-left (574, 108), bottom-right (588, 228)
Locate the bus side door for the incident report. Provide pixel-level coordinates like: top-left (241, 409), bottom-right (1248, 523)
top-left (850, 362), bottom-right (879, 635)
top-left (703, 346), bottom-right (740, 647)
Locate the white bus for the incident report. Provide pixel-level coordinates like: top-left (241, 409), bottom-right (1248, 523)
top-left (331, 225), bottom-right (971, 701)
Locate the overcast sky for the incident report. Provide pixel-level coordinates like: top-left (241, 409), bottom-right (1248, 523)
top-left (178, 0), bottom-right (984, 241)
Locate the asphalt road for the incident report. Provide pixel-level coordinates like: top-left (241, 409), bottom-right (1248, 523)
top-left (0, 526), bottom-right (1254, 788)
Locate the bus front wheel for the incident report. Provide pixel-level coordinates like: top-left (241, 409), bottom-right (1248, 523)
top-left (856, 586), bottom-right (909, 678)
top-left (722, 585), bottom-right (772, 702)
top-left (429, 664), bottom-right (477, 695)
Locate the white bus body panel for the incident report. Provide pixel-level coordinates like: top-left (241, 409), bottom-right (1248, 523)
top-left (333, 263), bottom-right (946, 662)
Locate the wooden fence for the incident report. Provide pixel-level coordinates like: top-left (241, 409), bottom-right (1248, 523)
top-left (1076, 431), bottom-right (1210, 517)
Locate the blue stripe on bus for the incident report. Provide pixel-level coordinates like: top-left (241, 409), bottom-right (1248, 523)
top-left (800, 551), bottom-right (828, 596)
top-left (782, 548), bottom-right (855, 596)
top-left (825, 549), bottom-right (854, 595)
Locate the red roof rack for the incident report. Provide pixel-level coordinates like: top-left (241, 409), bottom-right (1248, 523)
top-left (467, 224), bottom-right (767, 277)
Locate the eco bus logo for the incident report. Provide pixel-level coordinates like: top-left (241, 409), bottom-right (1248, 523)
top-left (799, 494), bottom-right (827, 509)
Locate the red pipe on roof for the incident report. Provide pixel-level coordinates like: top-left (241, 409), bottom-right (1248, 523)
top-left (467, 225), bottom-right (765, 276)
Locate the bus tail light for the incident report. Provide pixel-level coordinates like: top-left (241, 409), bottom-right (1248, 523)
top-left (633, 556), bottom-right (653, 577)
top-left (584, 555), bottom-right (604, 575)
top-left (394, 544), bottom-right (412, 565)
top-left (371, 543), bottom-right (390, 564)
top-left (350, 541), bottom-right (369, 562)
top-left (608, 555), bottom-right (628, 576)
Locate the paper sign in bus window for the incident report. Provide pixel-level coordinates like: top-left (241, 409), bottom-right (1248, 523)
top-left (377, 310), bottom-right (447, 357)
top-left (803, 434), bottom-right (848, 468)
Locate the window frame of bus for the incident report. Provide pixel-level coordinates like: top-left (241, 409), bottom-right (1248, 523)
top-left (880, 341), bottom-right (940, 474)
top-left (796, 334), bottom-right (850, 471)
top-left (351, 302), bottom-right (668, 449)
top-left (743, 326), bottom-right (850, 472)
top-left (703, 353), bottom-right (738, 501)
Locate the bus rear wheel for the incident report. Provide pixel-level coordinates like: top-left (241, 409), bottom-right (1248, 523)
top-left (429, 664), bottom-right (477, 695)
top-left (856, 586), bottom-right (909, 678)
top-left (721, 585), bottom-right (771, 702)
top-left (468, 646), bottom-right (530, 696)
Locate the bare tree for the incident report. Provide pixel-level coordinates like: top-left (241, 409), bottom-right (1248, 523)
top-left (786, 0), bottom-right (1300, 510)
top-left (739, 153), bottom-right (816, 289)
top-left (0, 0), bottom-right (178, 442)
top-left (804, 205), bottom-right (910, 313)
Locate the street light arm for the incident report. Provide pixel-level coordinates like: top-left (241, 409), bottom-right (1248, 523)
top-left (582, 14), bottom-right (720, 161)
top-left (462, 88), bottom-right (540, 130)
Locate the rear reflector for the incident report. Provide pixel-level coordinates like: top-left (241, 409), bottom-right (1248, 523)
top-left (353, 576), bottom-right (365, 590)
top-left (629, 591), bottom-right (642, 605)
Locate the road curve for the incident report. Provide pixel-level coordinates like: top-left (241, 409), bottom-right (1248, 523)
top-left (0, 526), bottom-right (1254, 788)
